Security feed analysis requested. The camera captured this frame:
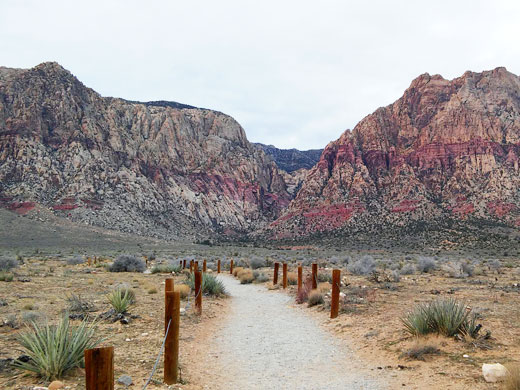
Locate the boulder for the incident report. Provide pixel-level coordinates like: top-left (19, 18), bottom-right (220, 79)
top-left (482, 363), bottom-right (508, 382)
top-left (48, 381), bottom-right (64, 390)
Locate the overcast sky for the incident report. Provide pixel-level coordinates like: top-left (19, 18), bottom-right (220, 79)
top-left (1, 0), bottom-right (519, 149)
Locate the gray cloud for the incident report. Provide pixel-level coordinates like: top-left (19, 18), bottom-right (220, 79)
top-left (1, 0), bottom-right (519, 149)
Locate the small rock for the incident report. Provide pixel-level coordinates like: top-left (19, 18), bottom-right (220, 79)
top-left (339, 292), bottom-right (346, 298)
top-left (33, 387), bottom-right (48, 390)
top-left (180, 308), bottom-right (186, 316)
top-left (143, 269), bottom-right (152, 274)
top-left (463, 354), bottom-right (469, 358)
top-left (141, 332), bottom-right (148, 337)
top-left (482, 363), bottom-right (508, 383)
top-left (125, 338), bottom-right (131, 342)
top-left (48, 380), bottom-right (65, 390)
top-left (117, 375), bottom-right (133, 386)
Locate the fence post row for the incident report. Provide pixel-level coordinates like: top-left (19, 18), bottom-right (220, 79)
top-left (282, 263), bottom-right (287, 289)
top-left (203, 259), bottom-right (207, 272)
top-left (311, 263), bottom-right (318, 289)
top-left (85, 346), bottom-right (114, 390)
top-left (230, 259), bottom-right (234, 274)
top-left (164, 290), bottom-right (180, 384)
top-left (273, 262), bottom-right (279, 285)
top-left (217, 259), bottom-right (221, 273)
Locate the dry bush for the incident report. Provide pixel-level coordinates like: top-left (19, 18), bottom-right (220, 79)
top-left (317, 282), bottom-right (331, 293)
top-left (307, 290), bottom-right (324, 307)
top-left (238, 269), bottom-right (254, 284)
top-left (400, 341), bottom-right (440, 361)
top-left (174, 284), bottom-right (191, 299)
top-left (287, 272), bottom-right (298, 285)
top-left (232, 267), bottom-right (244, 277)
top-left (296, 276), bottom-right (313, 304)
top-left (504, 364), bottom-right (520, 390)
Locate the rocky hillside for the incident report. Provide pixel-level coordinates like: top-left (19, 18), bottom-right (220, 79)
top-left (0, 62), bottom-right (291, 240)
top-left (254, 143), bottom-right (322, 172)
top-left (266, 67), bottom-right (520, 240)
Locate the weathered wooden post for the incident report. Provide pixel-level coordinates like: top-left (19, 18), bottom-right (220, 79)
top-left (194, 271), bottom-right (202, 315)
top-left (230, 259), bottom-right (234, 274)
top-left (331, 269), bottom-right (341, 319)
top-left (311, 263), bottom-right (318, 289)
top-left (217, 259), bottom-right (221, 273)
top-left (144, 255), bottom-right (149, 267)
top-left (190, 260), bottom-right (194, 273)
top-left (165, 278), bottom-right (174, 295)
top-left (183, 259), bottom-right (186, 269)
top-left (85, 346), bottom-right (114, 390)
top-left (297, 265), bottom-right (303, 294)
top-left (194, 261), bottom-right (199, 273)
top-left (203, 259), bottom-right (207, 272)
top-left (282, 263), bottom-right (288, 289)
top-left (179, 260), bottom-right (183, 268)
top-left (164, 291), bottom-right (180, 384)
top-left (273, 262), bottom-right (279, 285)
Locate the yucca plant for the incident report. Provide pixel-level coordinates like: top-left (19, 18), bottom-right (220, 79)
top-left (187, 273), bottom-right (226, 297)
top-left (14, 316), bottom-right (102, 380)
top-left (107, 286), bottom-right (135, 314)
top-left (402, 298), bottom-right (480, 338)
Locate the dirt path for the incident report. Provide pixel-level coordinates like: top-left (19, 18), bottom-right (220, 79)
top-left (193, 275), bottom-right (386, 390)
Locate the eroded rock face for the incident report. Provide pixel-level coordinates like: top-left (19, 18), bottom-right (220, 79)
top-left (267, 67), bottom-right (520, 238)
top-left (0, 62), bottom-right (291, 239)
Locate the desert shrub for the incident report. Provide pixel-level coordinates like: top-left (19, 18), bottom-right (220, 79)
top-left (147, 287), bottom-right (157, 294)
top-left (188, 273), bottom-right (226, 297)
top-left (66, 294), bottom-right (94, 313)
top-left (317, 282), bottom-right (331, 293)
top-left (461, 261), bottom-right (475, 277)
top-left (109, 255), bottom-right (145, 273)
top-left (317, 273), bottom-right (332, 283)
top-left (444, 261), bottom-right (474, 278)
top-left (287, 272), bottom-right (298, 285)
top-left (307, 290), bottom-right (324, 307)
top-left (22, 311), bottom-right (46, 324)
top-left (67, 256), bottom-right (84, 265)
top-left (14, 316), bottom-right (102, 380)
top-left (416, 257), bottom-right (437, 273)
top-left (504, 363), bottom-right (520, 390)
top-left (253, 270), bottom-right (269, 283)
top-left (400, 343), bottom-right (440, 361)
top-left (148, 252), bottom-right (156, 261)
top-left (238, 269), bottom-right (254, 284)
top-left (107, 286), bottom-right (135, 314)
top-left (0, 271), bottom-right (14, 282)
top-left (296, 276), bottom-right (313, 304)
top-left (0, 257), bottom-right (18, 271)
top-left (151, 262), bottom-right (181, 274)
top-left (232, 266), bottom-right (244, 277)
top-left (488, 259), bottom-right (502, 273)
top-left (400, 263), bottom-right (415, 275)
top-left (174, 284), bottom-right (191, 299)
top-left (402, 298), bottom-right (480, 338)
top-left (390, 270), bottom-right (401, 282)
top-left (347, 255), bottom-right (376, 275)
top-left (249, 256), bottom-right (266, 269)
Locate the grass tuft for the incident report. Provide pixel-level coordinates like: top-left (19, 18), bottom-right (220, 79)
top-left (107, 286), bottom-right (136, 314)
top-left (188, 273), bottom-right (226, 297)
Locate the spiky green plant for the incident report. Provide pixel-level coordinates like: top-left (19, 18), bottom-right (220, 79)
top-left (402, 298), bottom-right (480, 338)
top-left (187, 273), bottom-right (226, 297)
top-left (107, 286), bottom-right (135, 314)
top-left (14, 316), bottom-right (102, 380)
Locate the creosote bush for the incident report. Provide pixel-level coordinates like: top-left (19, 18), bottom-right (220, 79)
top-left (174, 284), bottom-right (191, 299)
top-left (253, 270), bottom-right (269, 283)
top-left (347, 255), bottom-right (376, 275)
top-left (107, 286), bottom-right (136, 314)
top-left (14, 316), bottom-right (102, 380)
top-left (402, 298), bottom-right (480, 338)
top-left (416, 257), bottom-right (437, 273)
top-left (249, 256), bottom-right (266, 269)
top-left (67, 256), bottom-right (85, 265)
top-left (232, 267), bottom-right (244, 277)
top-left (109, 255), bottom-right (146, 273)
top-left (238, 269), bottom-right (254, 284)
top-left (0, 257), bottom-right (18, 271)
top-left (287, 272), bottom-right (298, 285)
top-left (188, 273), bottom-right (226, 297)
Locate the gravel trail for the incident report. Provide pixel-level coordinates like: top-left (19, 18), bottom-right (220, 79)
top-left (200, 275), bottom-right (386, 390)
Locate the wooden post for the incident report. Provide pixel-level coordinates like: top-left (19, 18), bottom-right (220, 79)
top-left (194, 271), bottom-right (202, 315)
top-left (230, 259), bottom-right (234, 274)
top-left (311, 263), bottom-right (318, 289)
top-left (331, 269), bottom-right (341, 319)
top-left (179, 260), bottom-right (183, 268)
top-left (217, 259), bottom-right (221, 273)
top-left (183, 259), bottom-right (186, 269)
top-left (164, 291), bottom-right (180, 384)
top-left (194, 261), bottom-right (199, 273)
top-left (297, 265), bottom-right (302, 294)
top-left (273, 262), bottom-right (279, 285)
top-left (165, 278), bottom-right (174, 295)
top-left (87, 257), bottom-right (92, 267)
top-left (203, 259), bottom-right (207, 272)
top-left (85, 346), bottom-right (114, 390)
top-left (190, 260), bottom-right (193, 273)
top-left (144, 256), bottom-right (148, 267)
top-left (282, 263), bottom-right (288, 289)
